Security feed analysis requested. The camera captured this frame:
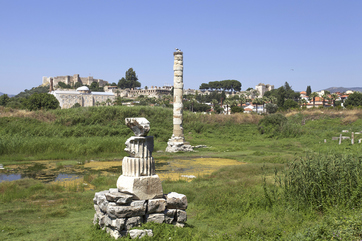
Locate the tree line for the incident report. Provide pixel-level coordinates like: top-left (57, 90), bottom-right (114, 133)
top-left (199, 80), bottom-right (241, 92)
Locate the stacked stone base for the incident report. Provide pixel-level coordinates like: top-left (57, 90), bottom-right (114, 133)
top-left (93, 189), bottom-right (187, 239)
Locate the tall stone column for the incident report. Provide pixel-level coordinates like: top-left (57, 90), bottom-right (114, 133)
top-left (166, 50), bottom-right (193, 152)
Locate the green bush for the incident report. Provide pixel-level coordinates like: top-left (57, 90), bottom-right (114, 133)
top-left (258, 113), bottom-right (287, 137)
top-left (230, 106), bottom-right (244, 113)
top-left (23, 93), bottom-right (60, 111)
top-left (265, 103), bottom-right (278, 114)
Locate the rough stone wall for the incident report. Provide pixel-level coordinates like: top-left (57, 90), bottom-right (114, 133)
top-left (42, 74), bottom-right (108, 87)
top-left (255, 83), bottom-right (274, 98)
top-left (53, 92), bottom-right (115, 109)
top-left (93, 190), bottom-right (187, 239)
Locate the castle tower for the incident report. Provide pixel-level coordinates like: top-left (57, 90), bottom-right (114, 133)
top-left (166, 50), bottom-right (193, 152)
top-left (49, 78), bottom-right (54, 92)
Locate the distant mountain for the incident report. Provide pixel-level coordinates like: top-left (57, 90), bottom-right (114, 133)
top-left (0, 92), bottom-right (15, 97)
top-left (321, 87), bottom-right (362, 93)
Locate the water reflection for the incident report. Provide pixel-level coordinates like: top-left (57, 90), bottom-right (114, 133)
top-left (0, 173), bottom-right (81, 183)
top-left (55, 174), bottom-right (80, 181)
top-left (0, 174), bottom-right (22, 183)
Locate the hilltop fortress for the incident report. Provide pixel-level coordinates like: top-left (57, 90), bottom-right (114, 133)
top-left (43, 74), bottom-right (108, 87)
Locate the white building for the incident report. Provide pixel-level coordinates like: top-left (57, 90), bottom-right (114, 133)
top-left (51, 86), bottom-right (115, 109)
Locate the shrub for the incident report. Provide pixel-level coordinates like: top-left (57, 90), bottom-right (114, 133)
top-left (265, 103), bottom-right (278, 114)
top-left (230, 106), bottom-right (244, 113)
top-left (23, 93), bottom-right (60, 111)
top-left (258, 113), bottom-right (287, 137)
top-left (71, 103), bottom-right (81, 108)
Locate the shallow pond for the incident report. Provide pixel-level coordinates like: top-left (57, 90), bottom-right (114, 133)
top-left (0, 157), bottom-right (244, 183)
top-left (0, 173), bottom-right (81, 183)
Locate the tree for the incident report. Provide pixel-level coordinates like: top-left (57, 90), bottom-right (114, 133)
top-left (211, 99), bottom-right (218, 111)
top-left (106, 98), bottom-right (112, 106)
top-left (90, 82), bottom-right (103, 91)
top-left (23, 93), bottom-right (59, 111)
top-left (224, 99), bottom-right (232, 115)
top-left (239, 94), bottom-right (246, 106)
top-left (277, 87), bottom-right (286, 108)
top-left (344, 92), bottom-right (362, 107)
top-left (309, 92), bottom-right (319, 108)
top-left (283, 99), bottom-right (299, 109)
top-left (321, 93), bottom-right (329, 107)
top-left (0, 94), bottom-right (10, 106)
top-left (269, 96), bottom-right (277, 104)
top-left (262, 96), bottom-right (269, 113)
top-left (199, 83), bottom-right (209, 90)
top-left (330, 93), bottom-right (339, 107)
top-left (306, 86), bottom-right (312, 96)
top-left (74, 82), bottom-right (82, 88)
top-left (252, 89), bottom-right (259, 98)
top-left (198, 80), bottom-right (241, 92)
top-left (71, 103), bottom-right (81, 108)
top-left (265, 103), bottom-right (278, 114)
top-left (58, 81), bottom-right (71, 89)
top-left (231, 105), bottom-right (244, 113)
top-left (118, 68), bottom-right (141, 89)
top-left (253, 98), bottom-right (263, 113)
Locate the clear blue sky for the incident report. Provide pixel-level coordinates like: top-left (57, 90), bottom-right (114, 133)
top-left (1, 0), bottom-right (361, 95)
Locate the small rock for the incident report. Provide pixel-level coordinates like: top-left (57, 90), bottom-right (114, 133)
top-left (125, 216), bottom-right (143, 230)
top-left (148, 199), bottom-right (166, 213)
top-left (181, 175), bottom-right (196, 179)
top-left (105, 192), bottom-right (133, 204)
top-left (130, 200), bottom-right (146, 208)
top-left (107, 205), bottom-right (146, 219)
top-left (175, 222), bottom-right (185, 228)
top-left (166, 192), bottom-right (188, 210)
top-left (164, 209), bottom-right (176, 224)
top-left (193, 145), bottom-right (207, 149)
top-left (106, 227), bottom-right (122, 239)
top-left (146, 213), bottom-right (165, 224)
top-left (114, 218), bottom-right (126, 231)
top-left (176, 210), bottom-right (187, 223)
top-left (109, 188), bottom-right (119, 193)
top-left (129, 229), bottom-right (153, 239)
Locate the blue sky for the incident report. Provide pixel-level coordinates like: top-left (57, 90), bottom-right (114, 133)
top-left (1, 0), bottom-right (361, 95)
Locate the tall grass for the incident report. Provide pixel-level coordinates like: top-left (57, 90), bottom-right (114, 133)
top-left (266, 153), bottom-right (362, 211)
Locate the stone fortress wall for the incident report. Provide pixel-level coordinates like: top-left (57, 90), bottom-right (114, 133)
top-left (255, 83), bottom-right (274, 98)
top-left (51, 87), bottom-right (115, 109)
top-left (43, 74), bottom-right (108, 87)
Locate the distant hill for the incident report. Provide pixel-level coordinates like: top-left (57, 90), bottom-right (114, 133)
top-left (320, 87), bottom-right (362, 93)
top-left (0, 92), bottom-right (15, 97)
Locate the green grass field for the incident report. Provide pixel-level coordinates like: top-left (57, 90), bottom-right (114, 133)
top-left (1, 106), bottom-right (362, 240)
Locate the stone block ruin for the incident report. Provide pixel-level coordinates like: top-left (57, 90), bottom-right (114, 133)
top-left (93, 118), bottom-right (188, 239)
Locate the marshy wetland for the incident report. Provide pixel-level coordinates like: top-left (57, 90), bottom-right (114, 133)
top-left (2, 106), bottom-right (362, 240)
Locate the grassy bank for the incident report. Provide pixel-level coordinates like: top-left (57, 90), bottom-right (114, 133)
top-left (1, 106), bottom-right (362, 240)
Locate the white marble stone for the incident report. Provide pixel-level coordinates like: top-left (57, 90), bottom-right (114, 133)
top-left (117, 175), bottom-right (163, 200)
